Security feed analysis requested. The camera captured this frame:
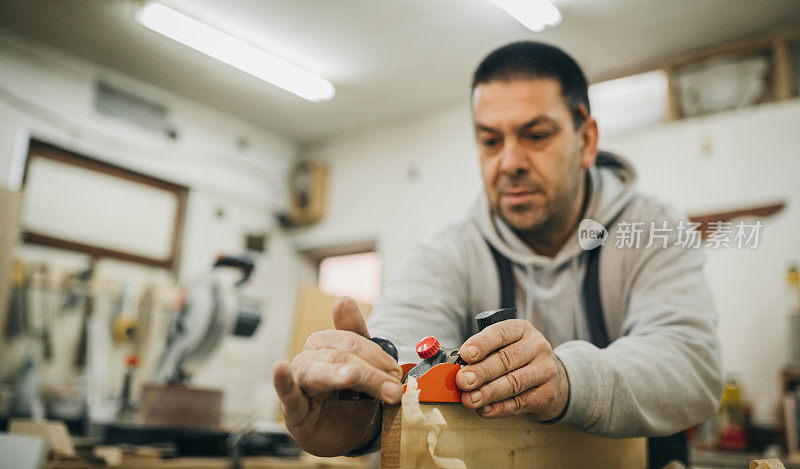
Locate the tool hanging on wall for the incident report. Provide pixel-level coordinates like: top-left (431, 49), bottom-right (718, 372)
top-left (4, 259), bottom-right (29, 339)
top-left (29, 263), bottom-right (54, 360)
top-left (133, 284), bottom-right (155, 358)
top-left (117, 354), bottom-right (139, 422)
top-left (59, 267), bottom-right (92, 314)
top-left (74, 259), bottom-right (97, 369)
top-left (110, 284), bottom-right (139, 346)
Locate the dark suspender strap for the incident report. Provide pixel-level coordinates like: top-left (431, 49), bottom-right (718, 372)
top-left (487, 242), bottom-right (516, 309)
top-left (582, 245), bottom-right (610, 348)
top-left (648, 432), bottom-right (688, 469)
top-left (583, 243), bottom-right (687, 469)
top-left (486, 236), bottom-right (610, 348)
top-left (486, 235), bottom-right (687, 468)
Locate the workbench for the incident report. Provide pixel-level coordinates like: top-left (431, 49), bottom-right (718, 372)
top-left (44, 454), bottom-right (369, 468)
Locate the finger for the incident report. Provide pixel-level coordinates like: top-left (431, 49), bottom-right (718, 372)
top-left (292, 350), bottom-right (403, 404)
top-left (305, 330), bottom-right (402, 379)
top-left (477, 381), bottom-right (556, 419)
top-left (456, 336), bottom-right (545, 391)
top-left (461, 358), bottom-right (557, 409)
top-left (273, 360), bottom-right (309, 426)
top-left (332, 297), bottom-right (369, 338)
top-left (459, 319), bottom-right (529, 363)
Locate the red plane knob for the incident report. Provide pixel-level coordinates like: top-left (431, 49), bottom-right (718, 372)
top-left (416, 336), bottom-right (441, 360)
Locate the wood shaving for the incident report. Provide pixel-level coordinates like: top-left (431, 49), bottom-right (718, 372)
top-left (402, 376), bottom-right (467, 469)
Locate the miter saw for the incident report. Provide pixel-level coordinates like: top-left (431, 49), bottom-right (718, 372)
top-left (95, 255), bottom-right (300, 458)
top-left (153, 255), bottom-right (262, 384)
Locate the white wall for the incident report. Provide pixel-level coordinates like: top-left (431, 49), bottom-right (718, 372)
top-left (297, 95), bottom-right (800, 426)
top-left (605, 101), bottom-right (800, 426)
top-left (294, 103), bottom-right (482, 271)
top-left (0, 29), bottom-right (301, 422)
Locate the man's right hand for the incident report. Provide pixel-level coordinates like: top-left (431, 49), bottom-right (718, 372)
top-left (273, 297), bottom-right (404, 456)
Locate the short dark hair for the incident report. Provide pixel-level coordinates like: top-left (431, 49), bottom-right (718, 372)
top-left (471, 41), bottom-right (590, 128)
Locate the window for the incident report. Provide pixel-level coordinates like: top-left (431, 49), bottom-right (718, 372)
top-left (317, 251), bottom-right (381, 304)
top-left (589, 70), bottom-right (669, 137)
top-left (20, 140), bottom-right (187, 274)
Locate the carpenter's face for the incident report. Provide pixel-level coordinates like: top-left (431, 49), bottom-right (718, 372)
top-left (473, 78), bottom-right (591, 234)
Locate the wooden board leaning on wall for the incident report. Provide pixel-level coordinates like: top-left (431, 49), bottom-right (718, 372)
top-left (289, 286), bottom-right (372, 374)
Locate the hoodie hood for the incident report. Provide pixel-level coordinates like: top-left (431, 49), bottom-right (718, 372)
top-left (472, 151), bottom-right (637, 269)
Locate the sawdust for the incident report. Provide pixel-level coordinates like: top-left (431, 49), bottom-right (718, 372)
top-left (402, 376), bottom-right (467, 469)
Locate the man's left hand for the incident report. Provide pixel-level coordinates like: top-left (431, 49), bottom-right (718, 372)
top-left (455, 319), bottom-right (569, 420)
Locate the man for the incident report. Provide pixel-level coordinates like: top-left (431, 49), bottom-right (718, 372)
top-left (273, 41), bottom-right (723, 467)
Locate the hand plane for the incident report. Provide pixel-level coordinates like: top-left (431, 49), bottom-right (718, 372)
top-left (340, 307), bottom-right (516, 403)
top-left (399, 307), bottom-right (516, 403)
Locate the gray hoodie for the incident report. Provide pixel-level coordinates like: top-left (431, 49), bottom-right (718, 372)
top-left (366, 152), bottom-right (723, 437)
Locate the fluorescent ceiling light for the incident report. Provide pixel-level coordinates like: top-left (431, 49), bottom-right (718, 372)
top-left (490, 0), bottom-right (562, 32)
top-left (135, 2), bottom-right (335, 102)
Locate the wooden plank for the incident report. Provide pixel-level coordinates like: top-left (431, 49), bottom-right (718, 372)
top-left (301, 453), bottom-right (370, 467)
top-left (9, 419), bottom-right (76, 458)
top-left (750, 459), bottom-right (786, 469)
top-left (0, 187), bottom-right (20, 341)
top-left (138, 384), bottom-right (223, 430)
top-left (300, 241), bottom-right (377, 265)
top-left (688, 201), bottom-right (786, 239)
top-left (289, 286), bottom-right (372, 362)
top-left (772, 38), bottom-right (793, 101)
top-left (93, 446), bottom-right (122, 466)
top-left (382, 404), bottom-right (647, 468)
top-left (381, 405), bottom-right (403, 469)
top-left (664, 66), bottom-right (681, 121)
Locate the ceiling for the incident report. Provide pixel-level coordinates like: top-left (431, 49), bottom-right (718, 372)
top-left (1, 0), bottom-right (799, 143)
